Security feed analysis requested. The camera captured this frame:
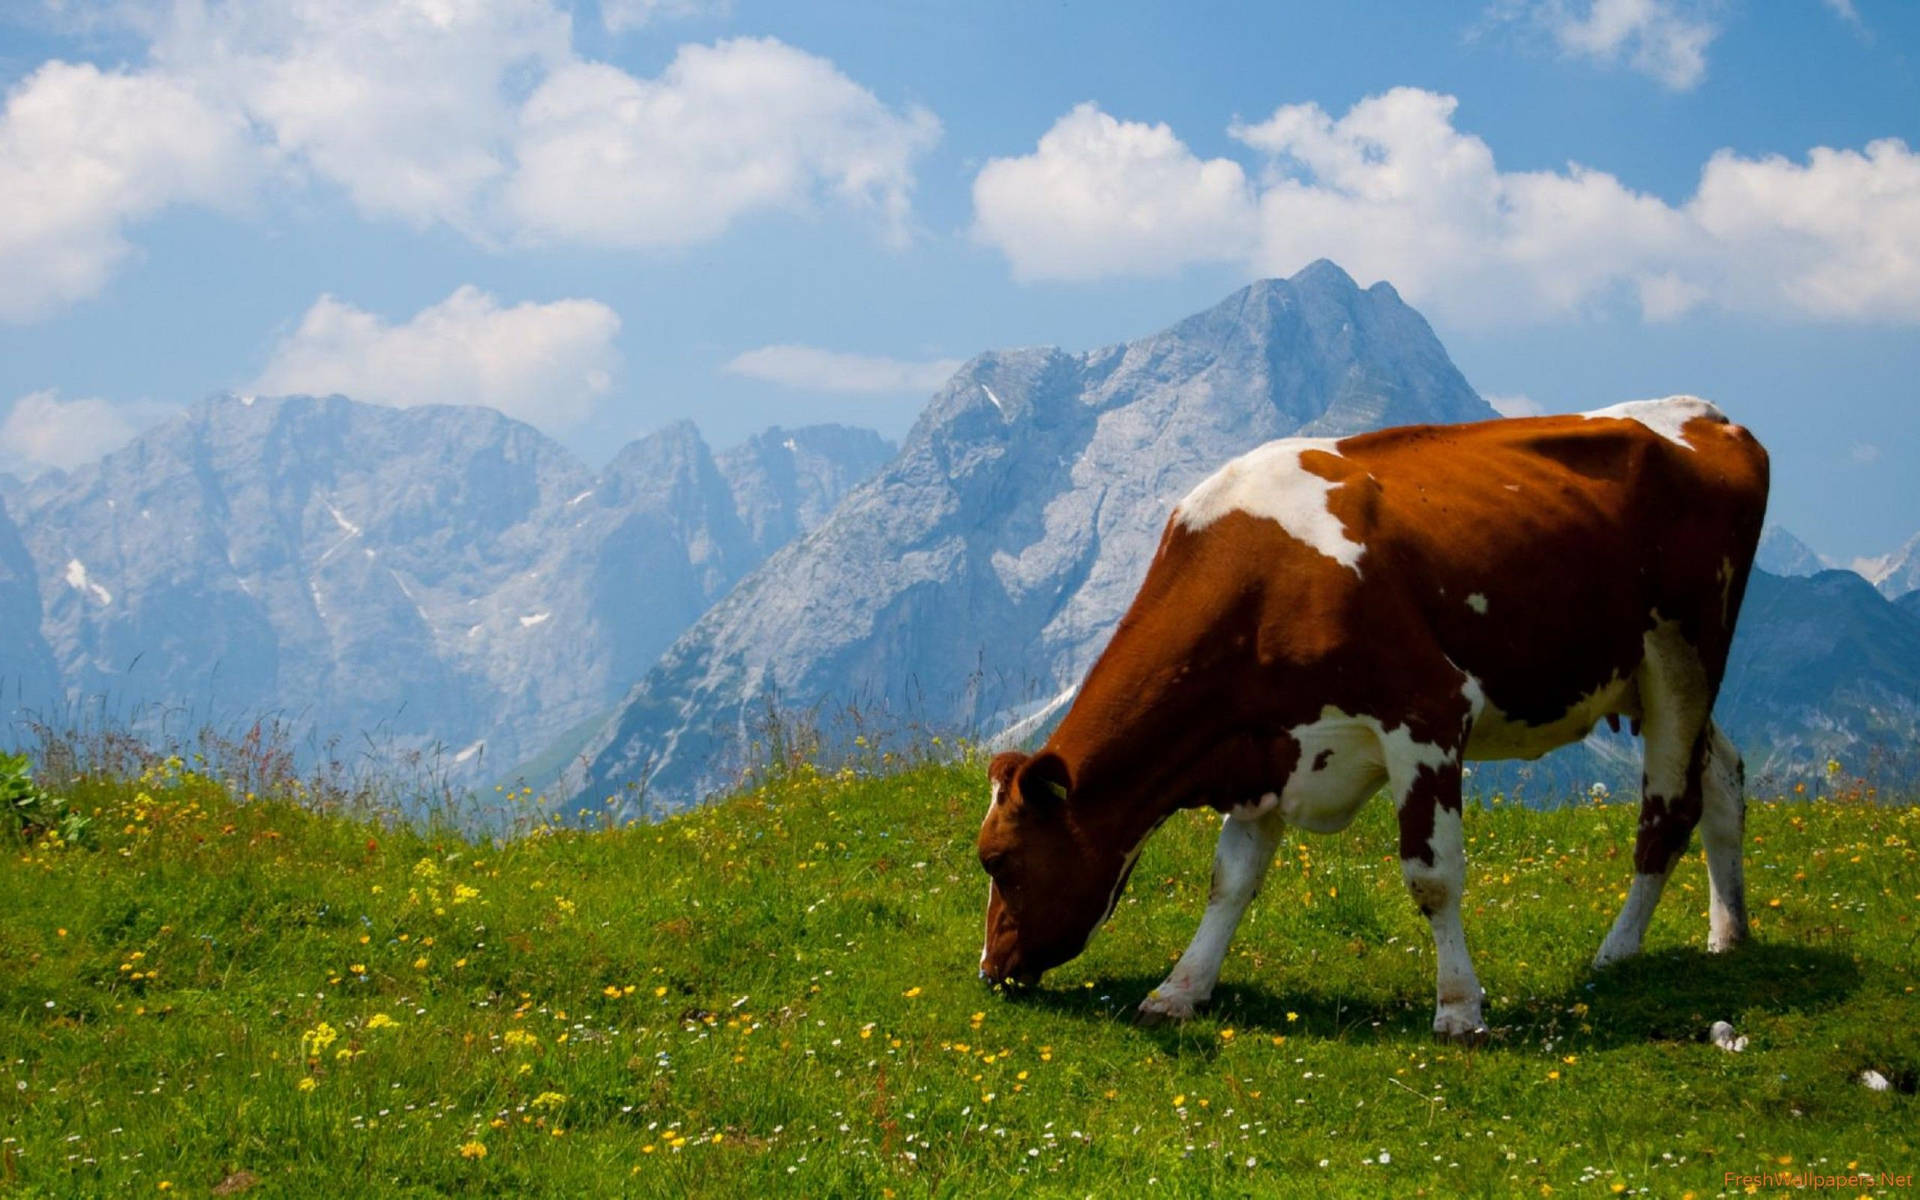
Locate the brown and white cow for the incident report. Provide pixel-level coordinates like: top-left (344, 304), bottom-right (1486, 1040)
top-left (976, 396), bottom-right (1768, 1040)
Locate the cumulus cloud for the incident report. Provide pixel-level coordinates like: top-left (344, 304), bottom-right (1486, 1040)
top-left (972, 103), bottom-right (1255, 280)
top-left (602, 0), bottom-right (731, 32)
top-left (0, 390), bottom-right (179, 474)
top-left (1, 5), bottom-right (938, 319)
top-left (146, 0), bottom-right (572, 236)
top-left (975, 89), bottom-right (1920, 327)
top-left (506, 39), bottom-right (939, 249)
top-left (1489, 0), bottom-right (1720, 89)
top-left (723, 346), bottom-right (962, 395)
top-left (249, 287), bottom-right (622, 428)
top-left (0, 60), bottom-right (257, 321)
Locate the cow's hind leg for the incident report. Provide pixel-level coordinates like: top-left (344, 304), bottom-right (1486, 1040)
top-left (1596, 622), bottom-right (1712, 967)
top-left (1393, 750), bottom-right (1485, 1042)
top-left (1136, 805), bottom-right (1283, 1026)
top-left (1701, 721), bottom-right (1749, 952)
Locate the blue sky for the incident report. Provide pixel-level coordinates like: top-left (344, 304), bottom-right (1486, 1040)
top-left (1, 0), bottom-right (1916, 563)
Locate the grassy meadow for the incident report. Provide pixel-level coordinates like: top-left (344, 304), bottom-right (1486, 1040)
top-left (2, 752), bottom-right (1916, 1197)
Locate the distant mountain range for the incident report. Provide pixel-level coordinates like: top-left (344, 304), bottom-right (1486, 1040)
top-left (1758, 523), bottom-right (1920, 601)
top-left (1, 395), bottom-right (889, 785)
top-left (3, 261), bottom-right (1915, 817)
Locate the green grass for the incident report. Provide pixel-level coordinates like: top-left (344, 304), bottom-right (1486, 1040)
top-left (2, 758), bottom-right (1916, 1197)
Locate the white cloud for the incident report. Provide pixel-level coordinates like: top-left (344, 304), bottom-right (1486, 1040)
top-left (971, 103), bottom-right (1256, 281)
top-left (1485, 393), bottom-right (1545, 418)
top-left (0, 60), bottom-right (257, 321)
top-left (505, 38), bottom-right (939, 249)
top-left (724, 346), bottom-right (962, 395)
top-left (1850, 442), bottom-right (1880, 464)
top-left (249, 287), bottom-right (622, 428)
top-left (602, 0), bottom-right (731, 32)
top-left (1819, 0), bottom-right (1862, 27)
top-left (1, 389), bottom-right (179, 474)
top-left (1491, 0), bottom-right (1720, 89)
top-left (147, 0), bottom-right (572, 236)
top-left (1, 6), bottom-right (938, 320)
top-left (976, 90), bottom-right (1920, 326)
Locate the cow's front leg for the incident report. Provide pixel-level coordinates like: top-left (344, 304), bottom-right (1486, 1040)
top-left (1136, 802), bottom-right (1283, 1026)
top-left (1394, 755), bottom-right (1486, 1043)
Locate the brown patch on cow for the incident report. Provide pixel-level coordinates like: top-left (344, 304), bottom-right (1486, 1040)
top-left (1395, 760), bottom-right (1463, 868)
top-left (1633, 733), bottom-right (1710, 874)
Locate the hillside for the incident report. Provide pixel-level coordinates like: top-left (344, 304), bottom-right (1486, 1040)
top-left (2, 758), bottom-right (1913, 1196)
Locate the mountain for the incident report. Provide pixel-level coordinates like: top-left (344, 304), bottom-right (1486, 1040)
top-left (717, 425), bottom-right (896, 561)
top-left (565, 261), bottom-right (1500, 811)
top-left (1854, 532), bottom-right (1920, 600)
top-left (1755, 524), bottom-right (1827, 577)
top-left (0, 496), bottom-right (60, 722)
top-left (6, 394), bottom-right (890, 794)
top-left (1717, 569), bottom-right (1920, 788)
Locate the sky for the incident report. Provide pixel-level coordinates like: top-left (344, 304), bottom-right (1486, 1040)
top-left (1, 0), bottom-right (1917, 563)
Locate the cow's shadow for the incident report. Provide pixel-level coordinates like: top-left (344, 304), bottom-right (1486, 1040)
top-left (1014, 940), bottom-right (1862, 1056)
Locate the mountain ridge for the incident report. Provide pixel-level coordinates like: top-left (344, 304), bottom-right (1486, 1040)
top-left (565, 262), bottom-right (1500, 810)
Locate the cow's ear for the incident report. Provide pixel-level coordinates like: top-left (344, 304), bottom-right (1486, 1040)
top-left (1017, 751), bottom-right (1073, 809)
top-left (988, 751), bottom-right (1028, 806)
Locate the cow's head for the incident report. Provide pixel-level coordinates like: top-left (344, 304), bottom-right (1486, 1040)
top-left (976, 749), bottom-right (1136, 988)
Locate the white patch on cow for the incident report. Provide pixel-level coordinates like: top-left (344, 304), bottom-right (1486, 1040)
top-left (1581, 395), bottom-right (1726, 451)
top-left (1276, 708), bottom-right (1387, 833)
top-left (1465, 593), bottom-right (1488, 615)
top-left (1173, 439), bottom-right (1366, 573)
top-left (63, 559), bottom-right (112, 606)
top-left (981, 384), bottom-right (1007, 416)
top-left (519, 611), bottom-right (551, 628)
top-left (1137, 809), bottom-right (1282, 1022)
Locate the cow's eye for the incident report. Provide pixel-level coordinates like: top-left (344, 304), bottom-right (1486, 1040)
top-left (981, 851), bottom-right (1006, 875)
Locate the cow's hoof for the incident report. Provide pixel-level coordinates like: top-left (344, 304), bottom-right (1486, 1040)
top-left (1432, 1007), bottom-right (1488, 1045)
top-left (1134, 991), bottom-right (1197, 1027)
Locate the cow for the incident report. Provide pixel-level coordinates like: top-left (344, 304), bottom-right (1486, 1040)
top-left (976, 396), bottom-right (1768, 1041)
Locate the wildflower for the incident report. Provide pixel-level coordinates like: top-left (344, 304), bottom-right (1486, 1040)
top-left (459, 1141), bottom-right (488, 1159)
top-left (530, 1091), bottom-right (567, 1110)
top-left (349, 964), bottom-right (366, 976)
top-left (655, 986), bottom-right (669, 998)
top-left (1220, 1028), bottom-right (1235, 1041)
top-left (301, 1022), bottom-right (339, 1058)
top-left (413, 956), bottom-right (430, 970)
top-left (604, 985), bottom-right (623, 998)
top-left (365, 1013), bottom-right (398, 1030)
top-left (297, 1077), bottom-right (318, 1092)
top-left (1286, 1011), bottom-right (1299, 1023)
top-left (503, 1029), bottom-right (538, 1049)
top-left (903, 987), bottom-right (922, 998)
